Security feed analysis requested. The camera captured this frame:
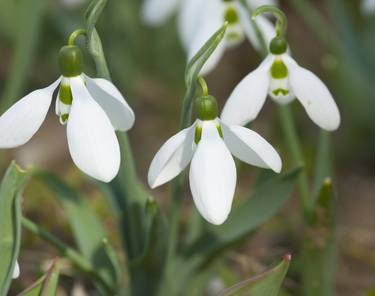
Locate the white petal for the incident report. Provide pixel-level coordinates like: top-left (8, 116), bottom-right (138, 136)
top-left (189, 120), bottom-right (236, 225)
top-left (187, 1), bottom-right (226, 75)
top-left (12, 261), bottom-right (20, 279)
top-left (284, 56), bottom-right (341, 131)
top-left (221, 122), bottom-right (281, 173)
top-left (221, 55), bottom-right (273, 126)
top-left (362, 0), bottom-right (375, 15)
top-left (238, 5), bottom-right (276, 52)
top-left (68, 77), bottom-right (120, 182)
top-left (178, 0), bottom-right (206, 50)
top-left (148, 122), bottom-right (196, 188)
top-left (141, 0), bottom-right (178, 26)
top-left (0, 79), bottom-right (60, 148)
top-left (85, 75), bottom-right (135, 131)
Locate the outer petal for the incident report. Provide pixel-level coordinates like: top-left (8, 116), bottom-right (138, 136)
top-left (221, 55), bottom-right (273, 126)
top-left (238, 5), bottom-right (276, 52)
top-left (85, 75), bottom-right (135, 131)
top-left (68, 77), bottom-right (120, 182)
top-left (189, 120), bottom-right (236, 225)
top-left (221, 122), bottom-right (282, 173)
top-left (148, 123), bottom-right (196, 188)
top-left (247, 0), bottom-right (278, 9)
top-left (187, 1), bottom-right (226, 75)
top-left (284, 56), bottom-right (341, 131)
top-left (141, 0), bottom-right (179, 26)
top-left (13, 261), bottom-right (20, 279)
top-left (0, 79), bottom-right (60, 148)
top-left (178, 0), bottom-right (206, 50)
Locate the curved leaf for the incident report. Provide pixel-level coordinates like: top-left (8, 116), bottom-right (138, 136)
top-left (0, 162), bottom-right (27, 295)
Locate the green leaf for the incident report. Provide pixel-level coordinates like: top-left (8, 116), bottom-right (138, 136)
top-left (85, 0), bottom-right (108, 38)
top-left (185, 167), bottom-right (301, 267)
top-left (0, 162), bottom-right (28, 295)
top-left (0, 0), bottom-right (47, 112)
top-left (130, 200), bottom-right (168, 295)
top-left (33, 170), bottom-right (121, 293)
top-left (218, 255), bottom-right (291, 296)
top-left (301, 179), bottom-right (336, 296)
top-left (17, 259), bottom-right (60, 296)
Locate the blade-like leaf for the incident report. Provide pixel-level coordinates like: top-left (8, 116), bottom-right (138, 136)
top-left (219, 255), bottom-right (291, 296)
top-left (0, 162), bottom-right (27, 295)
top-left (185, 167), bottom-right (301, 267)
top-left (302, 179), bottom-right (336, 296)
top-left (33, 170), bottom-right (121, 293)
top-left (17, 259), bottom-right (60, 296)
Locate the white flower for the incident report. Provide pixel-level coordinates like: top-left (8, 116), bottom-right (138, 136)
top-left (148, 117), bottom-right (281, 225)
top-left (12, 261), bottom-right (20, 279)
top-left (180, 0), bottom-right (277, 75)
top-left (221, 52), bottom-right (341, 131)
top-left (141, 0), bottom-right (277, 75)
top-left (0, 45), bottom-right (135, 182)
top-left (361, 0), bottom-right (375, 15)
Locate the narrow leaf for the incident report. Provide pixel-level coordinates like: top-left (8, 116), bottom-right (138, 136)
top-left (33, 170), bottom-right (120, 292)
top-left (0, 162), bottom-right (27, 295)
top-left (302, 179), bottom-right (336, 296)
top-left (219, 254), bottom-right (291, 296)
top-left (17, 259), bottom-right (60, 296)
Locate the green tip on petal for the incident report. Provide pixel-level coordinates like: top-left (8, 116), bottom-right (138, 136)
top-left (58, 45), bottom-right (83, 77)
top-left (271, 59), bottom-right (288, 79)
top-left (195, 95), bottom-right (219, 121)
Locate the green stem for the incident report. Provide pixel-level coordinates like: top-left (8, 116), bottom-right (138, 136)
top-left (21, 217), bottom-right (113, 293)
top-left (278, 105), bottom-right (311, 216)
top-left (198, 76), bottom-right (208, 96)
top-left (252, 5), bottom-right (287, 37)
top-left (68, 29), bottom-right (87, 46)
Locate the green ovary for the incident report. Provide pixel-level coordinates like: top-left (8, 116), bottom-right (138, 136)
top-left (271, 59), bottom-right (288, 79)
top-left (224, 6), bottom-right (238, 24)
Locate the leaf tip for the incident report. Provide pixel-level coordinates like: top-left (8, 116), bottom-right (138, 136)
top-left (283, 253), bottom-right (292, 262)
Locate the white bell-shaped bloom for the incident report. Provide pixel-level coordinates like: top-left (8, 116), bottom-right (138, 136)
top-left (0, 74), bottom-right (135, 182)
top-left (12, 261), bottom-right (20, 279)
top-left (221, 53), bottom-right (341, 131)
top-left (148, 118), bottom-right (281, 225)
top-left (179, 0), bottom-right (277, 74)
top-left (361, 0), bottom-right (375, 15)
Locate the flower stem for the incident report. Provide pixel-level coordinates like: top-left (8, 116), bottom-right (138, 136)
top-left (67, 29), bottom-right (87, 46)
top-left (21, 217), bottom-right (113, 293)
top-left (253, 5), bottom-right (287, 37)
top-left (198, 76), bottom-right (209, 96)
top-left (278, 105), bottom-right (311, 216)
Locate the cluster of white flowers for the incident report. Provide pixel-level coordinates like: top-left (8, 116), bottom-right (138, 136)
top-left (0, 3), bottom-right (341, 232)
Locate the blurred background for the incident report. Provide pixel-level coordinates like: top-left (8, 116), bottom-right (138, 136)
top-left (1, 0), bottom-right (375, 295)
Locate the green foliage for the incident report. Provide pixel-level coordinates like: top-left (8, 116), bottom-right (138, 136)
top-left (33, 170), bottom-right (122, 294)
top-left (17, 259), bottom-right (60, 296)
top-left (218, 255), bottom-right (291, 296)
top-left (0, 162), bottom-right (27, 295)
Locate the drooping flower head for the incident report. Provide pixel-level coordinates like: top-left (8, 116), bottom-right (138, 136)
top-left (141, 0), bottom-right (278, 74)
top-left (0, 30), bottom-right (135, 182)
top-left (148, 78), bottom-right (281, 225)
top-left (221, 6), bottom-right (341, 131)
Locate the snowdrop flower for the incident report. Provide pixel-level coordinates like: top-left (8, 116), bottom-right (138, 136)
top-left (12, 261), bottom-right (20, 279)
top-left (0, 37), bottom-right (135, 182)
top-left (222, 6), bottom-right (340, 131)
top-left (361, 0), bottom-right (375, 15)
top-left (179, 0), bottom-right (277, 74)
top-left (148, 86), bottom-right (281, 225)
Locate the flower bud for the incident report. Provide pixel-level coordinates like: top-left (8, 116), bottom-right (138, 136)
top-left (195, 95), bottom-right (219, 121)
top-left (58, 45), bottom-right (83, 77)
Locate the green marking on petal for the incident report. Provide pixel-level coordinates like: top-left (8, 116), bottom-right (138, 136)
top-left (58, 84), bottom-right (73, 105)
top-left (224, 6), bottom-right (239, 24)
top-left (61, 114), bottom-right (69, 123)
top-left (272, 88), bottom-right (289, 96)
top-left (216, 124), bottom-right (223, 138)
top-left (271, 59), bottom-right (288, 79)
top-left (195, 125), bottom-right (202, 144)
